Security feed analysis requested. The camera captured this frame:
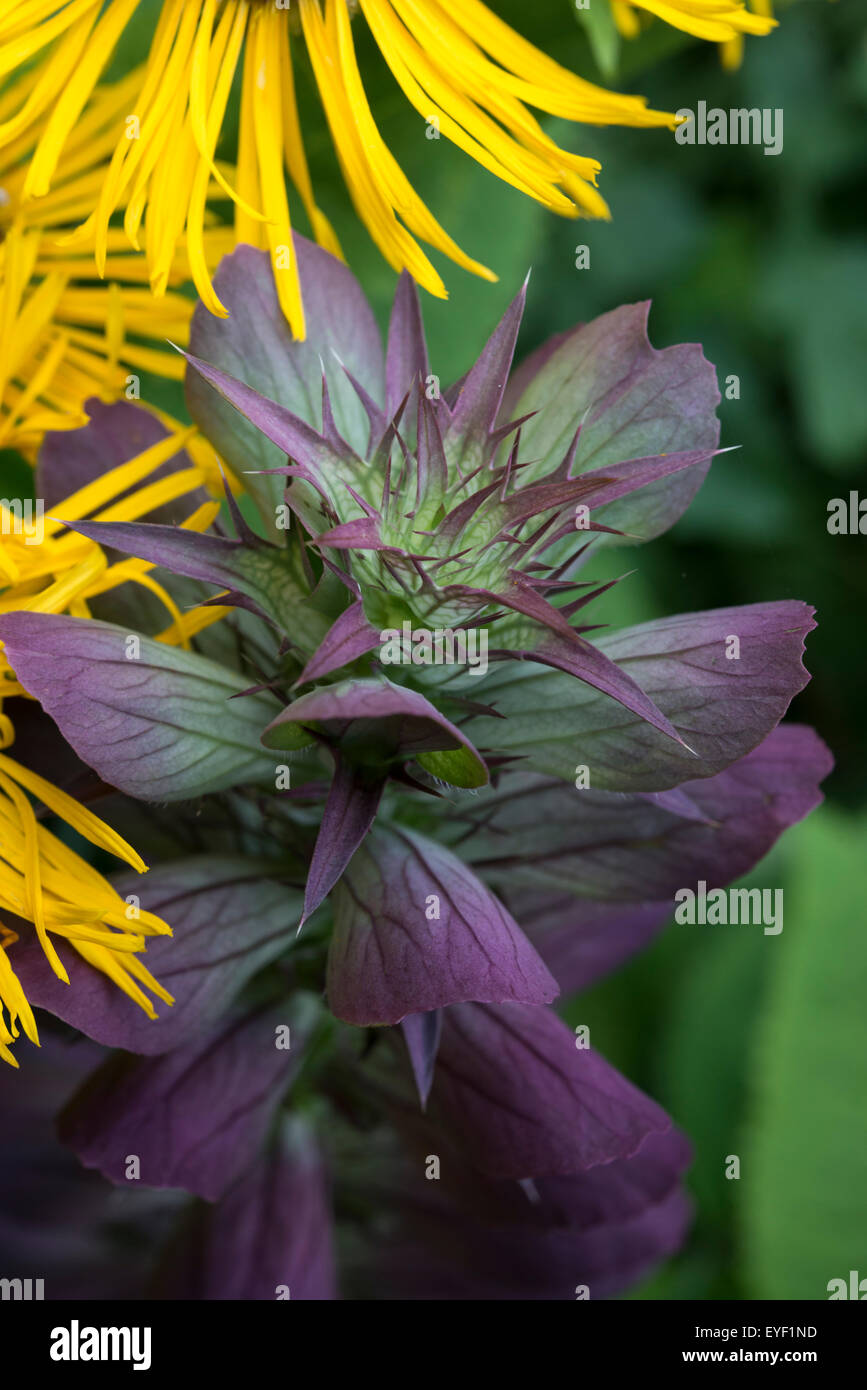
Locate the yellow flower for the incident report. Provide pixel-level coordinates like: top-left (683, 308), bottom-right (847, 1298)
top-left (718, 0), bottom-right (776, 70)
top-left (0, 751), bottom-right (173, 1069)
top-left (0, 64), bottom-right (232, 458)
top-left (608, 0), bottom-right (776, 65)
top-left (0, 0), bottom-right (680, 341)
top-left (0, 421), bottom-right (230, 1066)
top-left (0, 422), bottom-right (228, 636)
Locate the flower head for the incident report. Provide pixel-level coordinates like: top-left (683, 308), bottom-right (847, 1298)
top-left (175, 237), bottom-right (723, 772)
top-left (0, 0), bottom-right (684, 339)
top-left (609, 0), bottom-right (774, 44)
top-left (603, 0), bottom-right (776, 70)
top-left (0, 66), bottom-right (230, 455)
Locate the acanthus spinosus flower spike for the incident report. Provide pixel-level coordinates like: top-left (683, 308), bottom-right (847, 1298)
top-left (0, 233), bottom-right (825, 1031)
top-left (0, 236), bottom-right (831, 1299)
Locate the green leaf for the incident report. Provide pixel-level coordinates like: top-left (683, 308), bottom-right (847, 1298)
top-left (460, 602), bottom-right (814, 791)
top-left (658, 923), bottom-right (770, 1231)
top-left (758, 239), bottom-right (867, 471)
top-left (574, 1), bottom-right (621, 80)
top-left (505, 302), bottom-right (720, 542)
top-left (416, 746), bottom-right (488, 790)
top-left (186, 243), bottom-right (385, 529)
top-left (742, 809), bottom-right (867, 1299)
top-left (60, 515), bottom-right (328, 647)
top-left (0, 613), bottom-right (281, 802)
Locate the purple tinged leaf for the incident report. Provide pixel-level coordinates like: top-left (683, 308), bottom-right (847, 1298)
top-left (429, 1002), bottom-right (671, 1178)
top-left (502, 301), bottom-right (720, 539)
top-left (526, 627), bottom-right (690, 748)
top-left (59, 999), bottom-right (317, 1201)
top-left (415, 392), bottom-right (448, 510)
top-left (156, 1118), bottom-right (336, 1300)
top-left (479, 725), bottom-right (832, 992)
top-left (572, 446), bottom-right (723, 513)
top-left (0, 612), bottom-right (280, 800)
top-left (340, 481), bottom-right (380, 519)
top-left (319, 371), bottom-right (350, 454)
top-left (318, 552), bottom-right (362, 599)
top-left (219, 469), bottom-right (263, 546)
top-left (452, 577), bottom-right (688, 747)
top-left (339, 363), bottom-right (389, 453)
top-left (315, 515), bottom-right (397, 551)
top-left (438, 475), bottom-right (509, 544)
top-left (557, 574), bottom-right (626, 620)
top-left (446, 283), bottom-right (527, 470)
top-left (327, 827), bottom-right (558, 1025)
top-left (186, 241), bottom-right (383, 523)
top-left (37, 398), bottom-right (207, 521)
top-left (10, 858), bottom-right (305, 1054)
top-left (488, 409), bottom-right (541, 454)
top-left (496, 472), bottom-right (616, 529)
top-left (463, 726), bottom-right (831, 903)
top-left (296, 602), bottom-right (381, 685)
top-left (303, 756), bottom-right (386, 924)
top-left (401, 1010), bottom-right (443, 1109)
top-left (497, 447), bottom-right (723, 555)
top-left (386, 272), bottom-right (430, 419)
top-left (261, 676), bottom-right (488, 789)
top-left (58, 516), bottom-right (306, 634)
top-left (465, 601), bottom-right (817, 791)
top-left (183, 347), bottom-right (355, 489)
top-left (448, 574), bottom-right (577, 642)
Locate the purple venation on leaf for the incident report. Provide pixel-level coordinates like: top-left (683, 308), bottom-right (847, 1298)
top-left (10, 858), bottom-right (304, 1053)
top-left (426, 1001), bottom-right (671, 1178)
top-left (59, 999), bottom-right (317, 1202)
top-left (456, 724), bottom-right (831, 991)
top-left (463, 602), bottom-right (818, 791)
top-left (327, 827), bottom-right (559, 1025)
top-left (0, 612), bottom-right (279, 800)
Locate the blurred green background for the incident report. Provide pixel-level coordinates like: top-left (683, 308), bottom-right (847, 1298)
top-left (4, 0), bottom-right (866, 1300)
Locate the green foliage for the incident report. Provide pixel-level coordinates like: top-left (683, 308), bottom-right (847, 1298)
top-left (741, 809), bottom-right (867, 1299)
top-left (574, 1), bottom-right (622, 81)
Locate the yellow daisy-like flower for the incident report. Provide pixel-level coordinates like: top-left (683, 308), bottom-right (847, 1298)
top-left (0, 64), bottom-right (232, 459)
top-left (0, 0), bottom-right (681, 341)
top-left (0, 422), bottom-right (230, 1066)
top-left (0, 752), bottom-right (172, 1069)
top-left (718, 0), bottom-right (776, 70)
top-left (608, 0), bottom-right (776, 66)
top-left (0, 421), bottom-right (227, 638)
